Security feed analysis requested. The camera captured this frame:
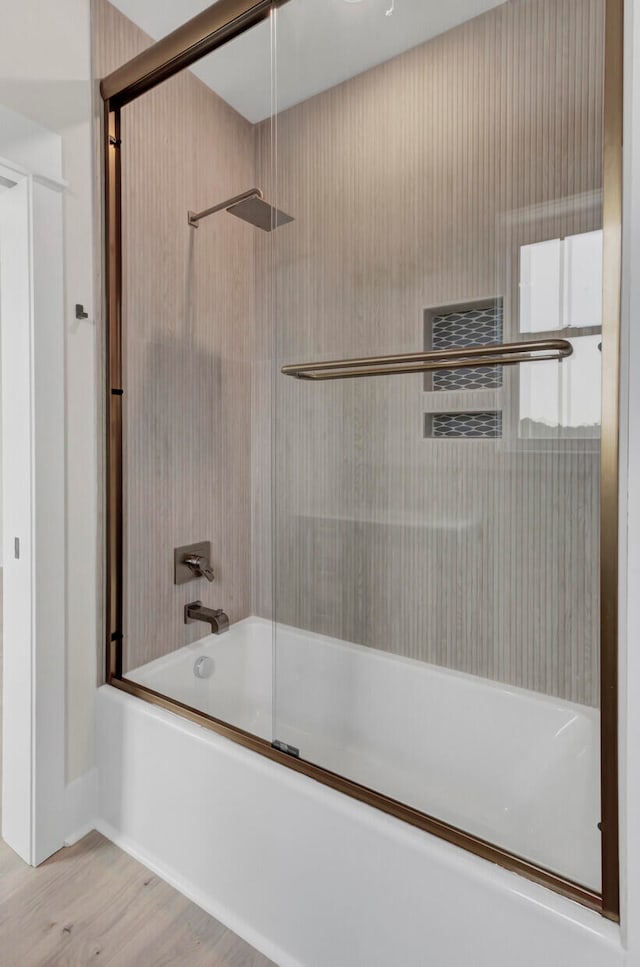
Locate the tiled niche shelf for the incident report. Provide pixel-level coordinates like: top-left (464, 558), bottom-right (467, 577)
top-left (425, 410), bottom-right (503, 439)
top-left (423, 297), bottom-right (504, 439)
top-left (424, 298), bottom-right (504, 392)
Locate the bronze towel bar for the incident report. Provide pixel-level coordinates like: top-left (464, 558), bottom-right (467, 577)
top-left (281, 338), bottom-right (573, 381)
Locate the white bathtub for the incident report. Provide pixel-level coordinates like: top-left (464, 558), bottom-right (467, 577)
top-left (126, 616), bottom-right (600, 890)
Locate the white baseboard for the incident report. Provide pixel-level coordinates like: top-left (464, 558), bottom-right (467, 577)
top-left (94, 817), bottom-right (302, 967)
top-left (64, 767), bottom-right (97, 846)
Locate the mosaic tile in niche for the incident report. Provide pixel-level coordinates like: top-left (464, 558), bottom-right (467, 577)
top-left (431, 304), bottom-right (503, 391)
top-left (430, 411), bottom-right (502, 438)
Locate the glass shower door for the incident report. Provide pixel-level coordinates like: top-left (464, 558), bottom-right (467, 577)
top-left (112, 13), bottom-right (277, 742)
top-left (270, 0), bottom-right (606, 895)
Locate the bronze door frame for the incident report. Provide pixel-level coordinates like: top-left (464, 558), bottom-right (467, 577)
top-left (101, 0), bottom-right (623, 920)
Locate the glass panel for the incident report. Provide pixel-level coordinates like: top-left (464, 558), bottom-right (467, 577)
top-left (520, 231), bottom-right (603, 333)
top-left (117, 17), bottom-right (275, 742)
top-left (519, 336), bottom-right (602, 439)
top-left (271, 0), bottom-right (604, 891)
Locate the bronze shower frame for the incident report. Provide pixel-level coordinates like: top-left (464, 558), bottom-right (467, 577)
top-left (101, 0), bottom-right (623, 920)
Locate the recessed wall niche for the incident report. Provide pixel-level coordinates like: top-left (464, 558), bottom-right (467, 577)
top-left (423, 297), bottom-right (504, 440)
top-left (425, 411), bottom-right (503, 439)
top-left (424, 298), bottom-right (504, 393)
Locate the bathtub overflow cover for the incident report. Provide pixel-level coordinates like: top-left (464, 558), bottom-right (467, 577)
top-left (193, 655), bottom-right (213, 679)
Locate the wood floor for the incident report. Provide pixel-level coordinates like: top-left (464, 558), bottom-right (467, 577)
top-left (0, 831), bottom-right (275, 966)
top-left (0, 573), bottom-right (276, 967)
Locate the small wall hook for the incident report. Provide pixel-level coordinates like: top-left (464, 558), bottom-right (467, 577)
top-left (75, 304), bottom-right (89, 320)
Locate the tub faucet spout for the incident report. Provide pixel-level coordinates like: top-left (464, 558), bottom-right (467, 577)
top-left (185, 600), bottom-right (229, 635)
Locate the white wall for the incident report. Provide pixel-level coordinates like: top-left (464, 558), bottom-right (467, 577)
top-left (0, 0), bottom-right (97, 782)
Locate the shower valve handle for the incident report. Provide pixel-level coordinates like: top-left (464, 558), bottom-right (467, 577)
top-left (184, 554), bottom-right (215, 582)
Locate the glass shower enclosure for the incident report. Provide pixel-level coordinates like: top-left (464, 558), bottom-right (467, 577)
top-left (100, 0), bottom-right (622, 919)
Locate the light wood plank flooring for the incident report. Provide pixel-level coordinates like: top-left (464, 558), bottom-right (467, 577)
top-left (0, 573), bottom-right (276, 967)
top-left (0, 831), bottom-right (276, 966)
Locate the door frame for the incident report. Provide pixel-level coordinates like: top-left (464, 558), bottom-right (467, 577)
top-left (0, 148), bottom-right (67, 866)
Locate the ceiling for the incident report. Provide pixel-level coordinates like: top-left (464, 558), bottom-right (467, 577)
top-left (109, 0), bottom-right (506, 123)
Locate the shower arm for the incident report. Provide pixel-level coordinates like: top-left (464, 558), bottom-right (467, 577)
top-left (281, 338), bottom-right (573, 381)
top-left (188, 188), bottom-right (263, 228)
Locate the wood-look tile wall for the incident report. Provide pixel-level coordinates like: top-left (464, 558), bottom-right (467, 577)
top-left (95, 0), bottom-right (605, 705)
top-left (255, 0), bottom-right (604, 705)
top-left (93, 0), bottom-right (255, 670)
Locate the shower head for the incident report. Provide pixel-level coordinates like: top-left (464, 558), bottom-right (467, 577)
top-left (227, 196), bottom-right (294, 232)
top-left (188, 188), bottom-right (294, 232)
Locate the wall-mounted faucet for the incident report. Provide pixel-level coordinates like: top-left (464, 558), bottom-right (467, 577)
top-left (185, 601), bottom-right (229, 635)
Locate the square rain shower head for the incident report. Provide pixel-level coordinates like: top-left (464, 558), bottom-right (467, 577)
top-left (227, 196), bottom-right (294, 232)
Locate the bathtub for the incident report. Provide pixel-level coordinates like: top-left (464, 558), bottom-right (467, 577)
top-left (125, 616), bottom-right (600, 891)
top-left (95, 652), bottom-right (628, 967)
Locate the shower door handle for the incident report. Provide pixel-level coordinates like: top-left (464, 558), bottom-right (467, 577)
top-left (281, 338), bottom-right (573, 381)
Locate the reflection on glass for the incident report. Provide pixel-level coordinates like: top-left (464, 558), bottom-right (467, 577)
top-left (520, 230), bottom-right (603, 333)
top-left (519, 336), bottom-right (602, 439)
